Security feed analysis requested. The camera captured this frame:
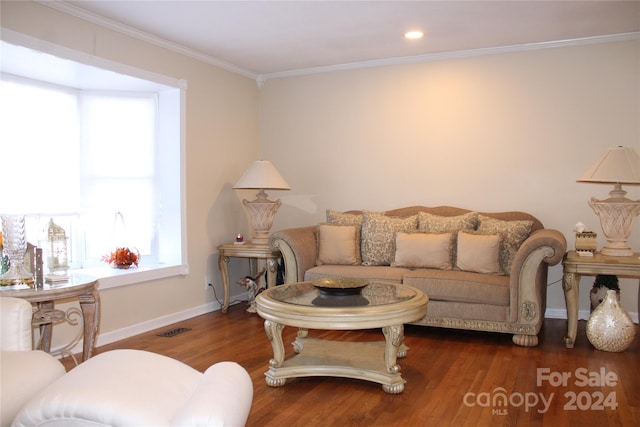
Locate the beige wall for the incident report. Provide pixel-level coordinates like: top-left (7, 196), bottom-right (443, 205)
top-left (260, 40), bottom-right (640, 319)
top-left (2, 1), bottom-right (639, 348)
top-left (1, 1), bottom-right (261, 346)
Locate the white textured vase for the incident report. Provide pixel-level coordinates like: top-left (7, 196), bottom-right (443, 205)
top-left (586, 290), bottom-right (636, 352)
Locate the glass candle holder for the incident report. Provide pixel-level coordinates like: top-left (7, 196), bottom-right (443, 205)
top-left (0, 215), bottom-right (34, 286)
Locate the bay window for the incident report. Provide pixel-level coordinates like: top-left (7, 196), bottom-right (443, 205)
top-left (0, 38), bottom-right (187, 289)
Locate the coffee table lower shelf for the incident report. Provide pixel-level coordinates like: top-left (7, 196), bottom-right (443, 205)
top-left (265, 336), bottom-right (409, 394)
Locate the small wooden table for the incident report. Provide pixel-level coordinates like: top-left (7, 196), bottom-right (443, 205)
top-left (562, 251), bottom-right (640, 348)
top-left (217, 243), bottom-right (280, 313)
top-left (0, 274), bottom-right (100, 361)
top-left (256, 281), bottom-right (428, 394)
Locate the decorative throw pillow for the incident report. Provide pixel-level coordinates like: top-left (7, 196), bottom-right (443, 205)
top-left (417, 211), bottom-right (479, 233)
top-left (456, 231), bottom-right (501, 274)
top-left (315, 224), bottom-right (361, 265)
top-left (417, 211), bottom-right (479, 265)
top-left (393, 232), bottom-right (453, 270)
top-left (360, 211), bottom-right (418, 266)
top-left (477, 215), bottom-right (533, 274)
top-left (326, 209), bottom-right (363, 226)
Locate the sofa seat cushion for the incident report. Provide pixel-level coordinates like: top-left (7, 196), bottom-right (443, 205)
top-left (304, 265), bottom-right (410, 284)
top-left (403, 269), bottom-right (510, 306)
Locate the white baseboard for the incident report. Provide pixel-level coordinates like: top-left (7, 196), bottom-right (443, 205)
top-left (53, 299), bottom-right (245, 357)
top-left (54, 300), bottom-right (637, 357)
top-left (545, 307), bottom-right (639, 323)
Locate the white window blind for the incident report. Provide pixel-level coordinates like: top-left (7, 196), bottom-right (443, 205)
top-left (0, 78), bottom-right (80, 214)
top-left (79, 93), bottom-right (157, 261)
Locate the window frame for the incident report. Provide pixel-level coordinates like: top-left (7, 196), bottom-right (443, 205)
top-left (1, 30), bottom-right (189, 290)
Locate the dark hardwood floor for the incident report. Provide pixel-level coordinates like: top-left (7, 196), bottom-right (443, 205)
top-left (62, 304), bottom-right (640, 426)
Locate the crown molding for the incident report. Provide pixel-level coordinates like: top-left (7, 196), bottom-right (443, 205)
top-left (257, 32), bottom-right (640, 83)
top-left (36, 2), bottom-right (640, 87)
top-left (38, 0), bottom-right (259, 80)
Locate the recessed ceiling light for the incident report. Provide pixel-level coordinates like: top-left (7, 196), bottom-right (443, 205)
top-left (404, 31), bottom-right (424, 40)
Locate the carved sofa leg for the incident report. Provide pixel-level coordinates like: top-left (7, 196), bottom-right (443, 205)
top-left (512, 334), bottom-right (538, 347)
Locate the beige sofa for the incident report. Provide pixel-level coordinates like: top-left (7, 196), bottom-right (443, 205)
top-left (270, 206), bottom-right (567, 346)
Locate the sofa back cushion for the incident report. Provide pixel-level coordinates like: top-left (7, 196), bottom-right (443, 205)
top-left (345, 206), bottom-right (544, 232)
top-left (325, 206), bottom-right (541, 273)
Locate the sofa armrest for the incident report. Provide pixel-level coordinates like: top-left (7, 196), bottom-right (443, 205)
top-left (172, 361), bottom-right (253, 427)
top-left (514, 229), bottom-right (567, 269)
top-left (1, 350), bottom-right (66, 427)
top-left (1, 297), bottom-right (34, 351)
top-left (270, 226), bottom-right (318, 284)
top-left (509, 229), bottom-right (567, 333)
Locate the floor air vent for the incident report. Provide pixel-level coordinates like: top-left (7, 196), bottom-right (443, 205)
top-left (157, 327), bottom-right (191, 337)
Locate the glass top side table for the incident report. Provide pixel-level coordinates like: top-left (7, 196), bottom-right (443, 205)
top-left (0, 274), bottom-right (100, 362)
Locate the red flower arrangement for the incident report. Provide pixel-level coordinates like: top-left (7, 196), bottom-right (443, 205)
top-left (101, 247), bottom-right (140, 269)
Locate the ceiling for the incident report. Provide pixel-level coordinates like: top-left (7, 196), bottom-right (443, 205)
top-left (43, 1), bottom-right (640, 79)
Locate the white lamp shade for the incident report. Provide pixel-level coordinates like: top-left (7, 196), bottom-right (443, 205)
top-left (233, 160), bottom-right (290, 190)
top-left (577, 146), bottom-right (640, 184)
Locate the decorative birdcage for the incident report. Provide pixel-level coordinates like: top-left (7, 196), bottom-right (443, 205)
top-left (47, 218), bottom-right (69, 274)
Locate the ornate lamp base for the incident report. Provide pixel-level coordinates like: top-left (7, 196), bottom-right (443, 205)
top-left (242, 190), bottom-right (282, 245)
top-left (589, 184), bottom-right (640, 257)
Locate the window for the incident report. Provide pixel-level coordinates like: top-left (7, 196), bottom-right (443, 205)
top-left (0, 38), bottom-right (187, 289)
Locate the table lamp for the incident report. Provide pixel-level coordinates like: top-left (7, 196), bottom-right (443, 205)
top-left (577, 146), bottom-right (640, 256)
top-left (233, 160), bottom-right (290, 245)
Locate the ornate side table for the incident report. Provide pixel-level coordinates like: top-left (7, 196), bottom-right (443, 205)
top-left (562, 251), bottom-right (640, 348)
top-left (217, 243), bottom-right (280, 313)
top-left (0, 274), bottom-right (99, 362)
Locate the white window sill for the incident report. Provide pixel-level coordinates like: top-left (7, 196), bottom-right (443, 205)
top-left (70, 263), bottom-right (189, 290)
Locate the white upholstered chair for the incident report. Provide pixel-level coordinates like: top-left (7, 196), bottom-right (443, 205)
top-left (1, 297), bottom-right (67, 427)
top-left (0, 297), bottom-right (253, 427)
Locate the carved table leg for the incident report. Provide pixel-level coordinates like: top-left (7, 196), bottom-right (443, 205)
top-left (218, 254), bottom-right (230, 313)
top-left (264, 320), bottom-right (287, 387)
top-left (382, 324), bottom-right (404, 394)
top-left (562, 272), bottom-right (580, 348)
top-left (78, 288), bottom-right (100, 361)
top-left (293, 328), bottom-right (308, 353)
top-left (266, 257), bottom-right (278, 288)
top-left (37, 301), bottom-right (55, 353)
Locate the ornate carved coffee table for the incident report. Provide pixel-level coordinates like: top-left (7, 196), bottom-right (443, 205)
top-left (255, 280), bottom-right (428, 394)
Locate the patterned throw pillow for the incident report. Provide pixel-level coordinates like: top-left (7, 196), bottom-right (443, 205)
top-left (393, 232), bottom-right (453, 270)
top-left (326, 209), bottom-right (363, 226)
top-left (315, 224), bottom-right (361, 265)
top-left (476, 215), bottom-right (533, 275)
top-left (417, 211), bottom-right (479, 233)
top-left (360, 211), bottom-right (418, 266)
top-left (456, 231), bottom-right (501, 274)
